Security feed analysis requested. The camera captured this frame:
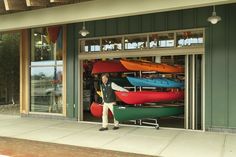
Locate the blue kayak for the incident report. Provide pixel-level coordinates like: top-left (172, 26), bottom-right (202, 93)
top-left (127, 76), bottom-right (184, 88)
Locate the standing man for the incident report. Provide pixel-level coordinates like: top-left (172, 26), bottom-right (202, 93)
top-left (99, 73), bottom-right (128, 131)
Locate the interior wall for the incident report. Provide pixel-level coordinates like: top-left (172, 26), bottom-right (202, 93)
top-left (67, 3), bottom-right (236, 130)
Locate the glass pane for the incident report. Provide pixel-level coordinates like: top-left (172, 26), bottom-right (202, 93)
top-left (31, 27), bottom-right (63, 64)
top-left (124, 35), bottom-right (148, 50)
top-left (176, 31), bottom-right (204, 47)
top-left (80, 39), bottom-right (100, 53)
top-left (30, 66), bottom-right (63, 113)
top-left (149, 33), bottom-right (174, 48)
top-left (102, 37), bottom-right (122, 51)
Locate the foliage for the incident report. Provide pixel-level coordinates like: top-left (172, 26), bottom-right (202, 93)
top-left (0, 33), bottom-right (20, 104)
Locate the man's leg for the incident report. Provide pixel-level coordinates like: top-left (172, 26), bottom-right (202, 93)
top-left (102, 103), bottom-right (109, 128)
top-left (108, 103), bottom-right (119, 127)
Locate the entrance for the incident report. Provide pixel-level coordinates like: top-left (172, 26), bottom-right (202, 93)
top-left (78, 28), bottom-right (205, 130)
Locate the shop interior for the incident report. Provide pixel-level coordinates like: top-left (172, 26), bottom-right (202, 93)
top-left (82, 56), bottom-right (185, 129)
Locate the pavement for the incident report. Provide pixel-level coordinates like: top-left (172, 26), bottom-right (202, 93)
top-left (0, 114), bottom-right (236, 157)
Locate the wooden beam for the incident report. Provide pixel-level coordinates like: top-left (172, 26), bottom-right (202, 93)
top-left (4, 0), bottom-right (27, 11)
top-left (26, 0), bottom-right (48, 7)
top-left (0, 0), bottom-right (6, 14)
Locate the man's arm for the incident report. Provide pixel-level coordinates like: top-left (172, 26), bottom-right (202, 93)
top-left (111, 82), bottom-right (129, 92)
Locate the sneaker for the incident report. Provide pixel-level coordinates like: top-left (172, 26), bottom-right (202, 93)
top-left (113, 126), bottom-right (119, 130)
top-left (99, 127), bottom-right (108, 131)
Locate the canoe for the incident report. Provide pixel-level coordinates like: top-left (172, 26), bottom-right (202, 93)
top-left (127, 76), bottom-right (184, 88)
top-left (120, 59), bottom-right (184, 73)
top-left (113, 105), bottom-right (184, 122)
top-left (110, 77), bottom-right (132, 87)
top-left (115, 91), bottom-right (184, 104)
top-left (92, 60), bottom-right (129, 74)
top-left (90, 102), bottom-right (113, 118)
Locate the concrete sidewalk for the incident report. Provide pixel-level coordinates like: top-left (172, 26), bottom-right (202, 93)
top-left (0, 114), bottom-right (235, 157)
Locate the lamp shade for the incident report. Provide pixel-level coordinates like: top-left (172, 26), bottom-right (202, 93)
top-left (208, 6), bottom-right (221, 24)
top-left (79, 22), bottom-right (89, 37)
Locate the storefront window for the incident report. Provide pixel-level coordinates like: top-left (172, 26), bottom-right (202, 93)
top-left (30, 26), bottom-right (63, 113)
top-left (102, 37), bottom-right (122, 51)
top-left (124, 35), bottom-right (148, 50)
top-left (149, 33), bottom-right (174, 48)
top-left (80, 39), bottom-right (100, 53)
top-left (176, 31), bottom-right (203, 47)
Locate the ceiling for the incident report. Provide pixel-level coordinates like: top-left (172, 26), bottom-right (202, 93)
top-left (0, 0), bottom-right (236, 32)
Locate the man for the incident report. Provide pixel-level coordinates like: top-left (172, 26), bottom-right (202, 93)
top-left (99, 73), bottom-right (128, 131)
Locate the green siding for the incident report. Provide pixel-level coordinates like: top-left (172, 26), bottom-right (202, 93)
top-left (182, 9), bottom-right (195, 29)
top-left (196, 7), bottom-right (210, 27)
top-left (211, 6), bottom-right (228, 127)
top-left (153, 12), bottom-right (167, 31)
top-left (228, 4), bottom-right (236, 128)
top-left (128, 15), bottom-right (142, 34)
top-left (86, 21), bottom-right (95, 38)
top-left (95, 20), bottom-right (106, 37)
top-left (205, 28), bottom-right (212, 128)
top-left (106, 18), bottom-right (117, 36)
top-left (117, 17), bottom-right (129, 35)
top-left (66, 24), bottom-right (76, 118)
top-left (141, 14), bottom-right (154, 33)
top-left (67, 4), bottom-right (236, 129)
top-left (167, 11), bottom-right (181, 30)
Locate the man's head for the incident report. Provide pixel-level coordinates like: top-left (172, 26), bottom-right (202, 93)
top-left (101, 73), bottom-right (109, 85)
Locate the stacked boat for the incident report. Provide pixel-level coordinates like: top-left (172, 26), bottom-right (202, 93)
top-left (90, 59), bottom-right (184, 121)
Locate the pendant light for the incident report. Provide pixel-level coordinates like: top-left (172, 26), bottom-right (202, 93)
top-left (79, 22), bottom-right (90, 37)
top-left (207, 6), bottom-right (221, 24)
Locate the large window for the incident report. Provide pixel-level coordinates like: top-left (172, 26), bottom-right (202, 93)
top-left (30, 26), bottom-right (63, 113)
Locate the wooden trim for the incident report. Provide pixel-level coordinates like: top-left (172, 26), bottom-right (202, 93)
top-left (26, 0), bottom-right (48, 7)
top-left (62, 25), bottom-right (67, 116)
top-left (4, 0), bottom-right (27, 11)
top-left (20, 29), bottom-right (30, 114)
top-left (78, 47), bottom-right (205, 60)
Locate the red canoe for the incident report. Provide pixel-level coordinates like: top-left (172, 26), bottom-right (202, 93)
top-left (90, 102), bottom-right (113, 118)
top-left (92, 60), bottom-right (129, 74)
top-left (115, 91), bottom-right (184, 104)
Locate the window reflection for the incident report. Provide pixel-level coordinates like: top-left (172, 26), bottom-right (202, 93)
top-left (176, 31), bottom-right (203, 47)
top-left (149, 33), bottom-right (174, 48)
top-left (124, 35), bottom-right (148, 50)
top-left (31, 66), bottom-right (63, 113)
top-left (30, 26), bottom-right (63, 114)
top-left (80, 39), bottom-right (100, 53)
top-left (102, 37), bottom-right (122, 51)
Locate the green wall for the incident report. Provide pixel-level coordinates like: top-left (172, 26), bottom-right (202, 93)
top-left (66, 3), bottom-right (236, 130)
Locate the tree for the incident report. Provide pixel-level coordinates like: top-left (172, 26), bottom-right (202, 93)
top-left (0, 33), bottom-right (20, 104)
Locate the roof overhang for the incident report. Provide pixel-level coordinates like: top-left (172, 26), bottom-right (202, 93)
top-left (0, 0), bottom-right (236, 32)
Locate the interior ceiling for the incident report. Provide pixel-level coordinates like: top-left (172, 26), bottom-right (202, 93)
top-left (0, 0), bottom-right (92, 15)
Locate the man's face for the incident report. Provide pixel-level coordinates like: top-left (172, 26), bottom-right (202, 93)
top-left (102, 75), bottom-right (108, 84)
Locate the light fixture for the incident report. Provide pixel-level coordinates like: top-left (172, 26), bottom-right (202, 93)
top-left (79, 22), bottom-right (89, 37)
top-left (208, 5), bottom-right (221, 24)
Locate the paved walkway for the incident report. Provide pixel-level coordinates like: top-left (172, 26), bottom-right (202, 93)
top-left (0, 114), bottom-right (236, 157)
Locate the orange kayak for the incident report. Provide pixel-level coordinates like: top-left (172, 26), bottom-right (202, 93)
top-left (120, 59), bottom-right (184, 73)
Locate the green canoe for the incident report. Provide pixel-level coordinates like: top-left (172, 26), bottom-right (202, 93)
top-left (113, 104), bottom-right (184, 122)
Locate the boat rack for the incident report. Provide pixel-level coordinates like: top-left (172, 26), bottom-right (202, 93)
top-left (127, 118), bottom-right (160, 129)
